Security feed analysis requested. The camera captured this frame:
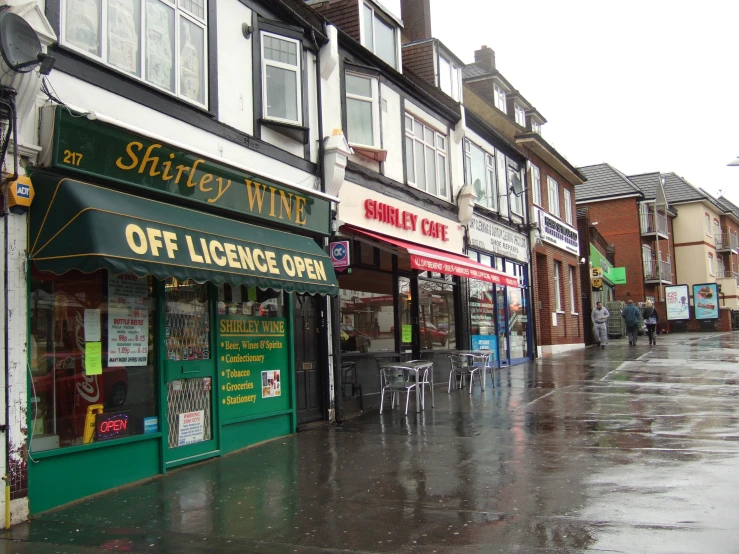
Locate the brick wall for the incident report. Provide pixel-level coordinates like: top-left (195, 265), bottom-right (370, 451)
top-left (310, 0), bottom-right (361, 42)
top-left (401, 42), bottom-right (435, 86)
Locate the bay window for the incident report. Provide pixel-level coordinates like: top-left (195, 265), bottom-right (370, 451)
top-left (261, 33), bottom-right (302, 124)
top-left (406, 115), bottom-right (448, 200)
top-left (548, 175), bottom-right (560, 218)
top-left (62, 0), bottom-right (208, 107)
top-left (346, 73), bottom-right (379, 148)
top-left (464, 140), bottom-right (496, 210)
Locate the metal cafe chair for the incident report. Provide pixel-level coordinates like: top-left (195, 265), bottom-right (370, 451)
top-left (474, 352), bottom-right (496, 388)
top-left (448, 354), bottom-right (481, 395)
top-left (379, 365), bottom-right (423, 415)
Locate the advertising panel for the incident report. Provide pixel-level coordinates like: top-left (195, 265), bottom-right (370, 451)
top-left (665, 284), bottom-right (690, 321)
top-left (532, 206), bottom-right (579, 255)
top-left (468, 215), bottom-right (528, 263)
top-left (693, 283), bottom-right (719, 320)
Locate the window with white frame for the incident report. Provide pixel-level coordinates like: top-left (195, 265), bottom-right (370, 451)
top-left (405, 114), bottom-right (448, 200)
top-left (61, 0), bottom-right (208, 107)
top-left (494, 83), bottom-right (506, 112)
top-left (464, 140), bottom-right (496, 210)
top-left (554, 262), bottom-right (562, 311)
top-left (531, 119), bottom-right (541, 134)
top-left (708, 253), bottom-right (714, 275)
top-left (714, 218), bottom-right (721, 239)
top-left (438, 55), bottom-right (460, 101)
top-left (569, 266), bottom-right (576, 313)
top-left (531, 163), bottom-right (541, 206)
top-left (261, 33), bottom-right (302, 124)
top-left (514, 103), bottom-right (526, 126)
top-left (563, 188), bottom-right (573, 224)
top-left (547, 175), bottom-right (560, 218)
top-left (361, 3), bottom-right (397, 68)
top-left (705, 213), bottom-right (712, 236)
top-left (496, 150), bottom-right (507, 212)
top-left (507, 159), bottom-right (523, 215)
top-left (345, 73), bottom-right (379, 147)
top-left (718, 255), bottom-right (725, 276)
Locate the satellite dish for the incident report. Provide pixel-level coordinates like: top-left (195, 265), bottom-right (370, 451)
top-left (510, 173), bottom-right (524, 196)
top-left (0, 9), bottom-right (44, 73)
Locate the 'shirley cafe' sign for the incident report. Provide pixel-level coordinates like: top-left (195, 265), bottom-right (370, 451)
top-left (468, 216), bottom-right (528, 263)
top-left (532, 206), bottom-right (579, 255)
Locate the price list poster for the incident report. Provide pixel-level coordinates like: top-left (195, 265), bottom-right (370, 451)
top-left (108, 274), bottom-right (149, 366)
top-left (217, 316), bottom-right (289, 420)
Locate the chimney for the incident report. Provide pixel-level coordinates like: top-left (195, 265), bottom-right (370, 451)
top-left (474, 45), bottom-right (495, 71)
top-left (400, 0), bottom-right (432, 43)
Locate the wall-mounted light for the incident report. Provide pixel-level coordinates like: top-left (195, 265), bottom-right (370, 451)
top-left (242, 23), bottom-right (254, 39)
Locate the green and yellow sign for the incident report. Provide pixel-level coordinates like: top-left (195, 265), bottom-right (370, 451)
top-left (589, 245), bottom-right (626, 285)
top-left (218, 316), bottom-right (290, 420)
top-left (48, 107), bottom-right (331, 235)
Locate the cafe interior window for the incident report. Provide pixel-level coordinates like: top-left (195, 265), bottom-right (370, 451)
top-left (469, 278), bottom-right (494, 341)
top-left (338, 269), bottom-right (394, 353)
top-left (418, 276), bottom-right (456, 351)
top-left (217, 283), bottom-right (285, 318)
top-left (30, 269), bottom-right (157, 452)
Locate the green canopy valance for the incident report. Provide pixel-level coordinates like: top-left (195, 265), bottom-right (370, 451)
top-left (29, 174), bottom-right (338, 296)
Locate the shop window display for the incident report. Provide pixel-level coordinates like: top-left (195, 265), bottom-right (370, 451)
top-left (217, 283), bottom-right (285, 318)
top-left (338, 270), bottom-right (394, 353)
top-left (418, 278), bottom-right (455, 350)
top-left (30, 269), bottom-right (157, 452)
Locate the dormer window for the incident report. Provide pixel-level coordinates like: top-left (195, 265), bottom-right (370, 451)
top-left (531, 120), bottom-right (541, 134)
top-left (438, 54), bottom-right (460, 101)
top-left (361, 3), bottom-right (397, 68)
top-left (494, 83), bottom-right (506, 112)
top-left (514, 103), bottom-right (526, 126)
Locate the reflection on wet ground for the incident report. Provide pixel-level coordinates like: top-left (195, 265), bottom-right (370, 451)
top-left (4, 332), bottom-right (739, 553)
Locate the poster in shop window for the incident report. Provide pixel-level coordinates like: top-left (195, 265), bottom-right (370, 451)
top-left (665, 284), bottom-right (690, 321)
top-left (693, 283), bottom-right (719, 320)
top-left (108, 273), bottom-right (149, 366)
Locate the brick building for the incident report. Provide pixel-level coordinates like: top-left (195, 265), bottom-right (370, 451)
top-left (576, 165), bottom-right (676, 327)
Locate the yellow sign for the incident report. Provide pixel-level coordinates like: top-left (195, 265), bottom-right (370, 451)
top-left (6, 176), bottom-right (34, 209)
top-left (592, 277), bottom-right (603, 290)
top-left (591, 267), bottom-right (603, 278)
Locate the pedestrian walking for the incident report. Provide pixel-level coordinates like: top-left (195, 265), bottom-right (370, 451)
top-left (591, 301), bottom-right (610, 349)
top-left (642, 300), bottom-right (659, 345)
top-left (622, 300), bottom-right (641, 346)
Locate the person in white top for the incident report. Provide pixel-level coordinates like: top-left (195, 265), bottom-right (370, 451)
top-left (591, 301), bottom-right (610, 350)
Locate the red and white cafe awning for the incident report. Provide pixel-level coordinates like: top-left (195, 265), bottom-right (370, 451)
top-left (343, 226), bottom-right (520, 288)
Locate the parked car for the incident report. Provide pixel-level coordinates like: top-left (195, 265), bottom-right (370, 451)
top-left (340, 324), bottom-right (371, 353)
top-left (390, 323), bottom-right (448, 346)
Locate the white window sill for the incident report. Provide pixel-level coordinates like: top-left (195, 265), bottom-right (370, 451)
top-left (570, 312), bottom-right (579, 316)
top-left (349, 144), bottom-right (388, 162)
top-left (555, 310), bottom-right (565, 314)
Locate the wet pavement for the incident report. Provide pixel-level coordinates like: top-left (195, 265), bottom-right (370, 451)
top-left (4, 332), bottom-right (739, 553)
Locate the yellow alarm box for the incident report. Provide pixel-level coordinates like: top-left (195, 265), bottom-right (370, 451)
top-left (83, 404), bottom-right (105, 444)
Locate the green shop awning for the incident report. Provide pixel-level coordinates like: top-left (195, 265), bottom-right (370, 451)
top-left (29, 174), bottom-right (338, 296)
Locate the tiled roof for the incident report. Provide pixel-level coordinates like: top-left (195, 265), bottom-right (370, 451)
top-left (575, 163), bottom-right (643, 202)
top-left (628, 172), bottom-right (662, 200)
top-left (718, 195), bottom-right (739, 218)
top-left (462, 63), bottom-right (488, 79)
top-left (660, 173), bottom-right (705, 204)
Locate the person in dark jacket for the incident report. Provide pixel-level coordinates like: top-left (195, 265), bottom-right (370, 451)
top-left (622, 300), bottom-right (641, 346)
top-left (641, 300), bottom-right (659, 345)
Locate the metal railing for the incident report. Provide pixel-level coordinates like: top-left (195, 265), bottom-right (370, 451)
top-left (640, 212), bottom-right (668, 235)
top-left (718, 269), bottom-right (739, 284)
top-left (715, 232), bottom-right (738, 251)
top-left (643, 259), bottom-right (672, 282)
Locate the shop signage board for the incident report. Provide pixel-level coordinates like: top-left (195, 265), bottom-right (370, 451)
top-left (468, 216), bottom-right (528, 263)
top-left (330, 241), bottom-right (350, 269)
top-left (532, 207), bottom-right (579, 255)
top-left (471, 335), bottom-right (498, 361)
top-left (95, 411), bottom-right (130, 441)
top-left (693, 283), bottom-right (719, 320)
top-left (108, 273), bottom-right (149, 367)
top-left (217, 316), bottom-right (290, 421)
top-left (47, 107), bottom-right (331, 235)
top-left (665, 284), bottom-right (690, 320)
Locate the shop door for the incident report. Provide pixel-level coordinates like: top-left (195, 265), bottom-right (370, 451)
top-left (496, 286), bottom-right (510, 366)
top-left (163, 280), bottom-right (218, 467)
top-left (294, 294), bottom-right (324, 425)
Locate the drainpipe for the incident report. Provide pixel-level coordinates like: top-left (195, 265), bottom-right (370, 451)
top-left (523, 162), bottom-right (539, 359)
top-left (312, 29), bottom-right (342, 423)
top-left (1, 90), bottom-right (18, 528)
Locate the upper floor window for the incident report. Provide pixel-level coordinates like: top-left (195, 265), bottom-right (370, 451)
top-left (61, 0), bottom-right (208, 107)
top-left (507, 159), bottom-right (523, 215)
top-left (714, 218), bottom-right (721, 239)
top-left (531, 163), bottom-right (541, 206)
top-left (493, 83), bottom-right (506, 112)
top-left (547, 175), bottom-right (560, 218)
top-left (361, 3), bottom-right (397, 68)
top-left (405, 115), bottom-right (448, 200)
top-left (705, 213), bottom-right (712, 236)
top-left (554, 262), bottom-right (562, 311)
top-left (261, 33), bottom-right (302, 124)
top-left (439, 55), bottom-right (460, 101)
top-left (514, 103), bottom-right (526, 126)
top-left (708, 252), bottom-right (714, 275)
top-left (464, 140), bottom-right (496, 211)
top-left (531, 120), bottom-right (541, 134)
top-left (345, 73), bottom-right (379, 148)
top-left (563, 188), bottom-right (573, 224)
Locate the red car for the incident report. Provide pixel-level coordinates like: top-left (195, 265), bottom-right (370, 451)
top-left (391, 323), bottom-right (448, 346)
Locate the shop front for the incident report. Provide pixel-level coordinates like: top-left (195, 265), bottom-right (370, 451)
top-left (25, 107), bottom-right (338, 513)
top-left (334, 183), bottom-right (516, 413)
top-left (467, 215), bottom-right (532, 366)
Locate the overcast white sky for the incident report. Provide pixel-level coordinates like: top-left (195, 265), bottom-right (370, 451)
top-left (383, 0), bottom-right (739, 204)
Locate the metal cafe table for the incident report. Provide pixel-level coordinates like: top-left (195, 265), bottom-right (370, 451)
top-left (454, 350), bottom-right (494, 390)
top-left (377, 360), bottom-right (434, 414)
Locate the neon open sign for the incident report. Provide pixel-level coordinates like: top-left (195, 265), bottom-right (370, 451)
top-left (95, 411), bottom-right (130, 441)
